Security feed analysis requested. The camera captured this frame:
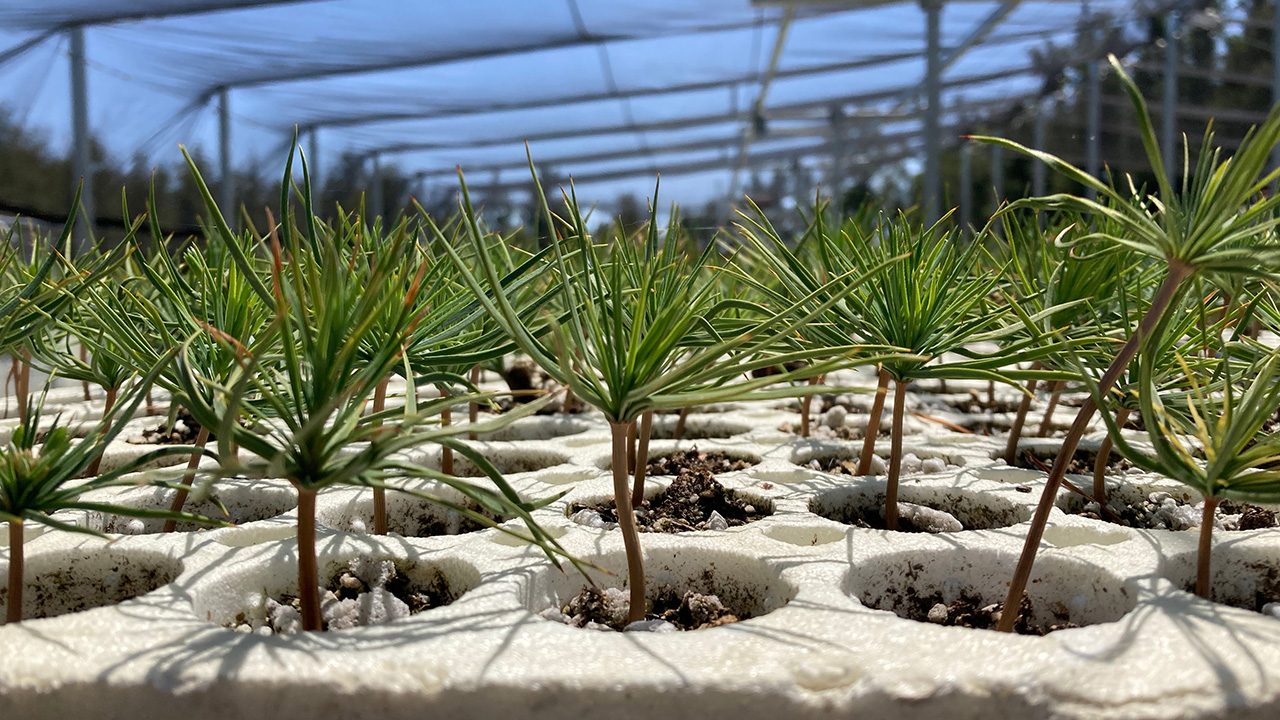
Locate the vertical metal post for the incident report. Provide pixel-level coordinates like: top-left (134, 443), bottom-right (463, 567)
top-left (1032, 99), bottom-right (1048, 197)
top-left (1272, 3), bottom-right (1279, 182)
top-left (959, 141), bottom-right (972, 236)
top-left (1086, 57), bottom-right (1101, 201)
top-left (922, 0), bottom-right (943, 224)
top-left (68, 25), bottom-right (93, 254)
top-left (308, 128), bottom-right (321, 192)
top-left (1162, 13), bottom-right (1178, 182)
top-left (217, 86), bottom-right (235, 220)
top-left (369, 153), bottom-right (383, 219)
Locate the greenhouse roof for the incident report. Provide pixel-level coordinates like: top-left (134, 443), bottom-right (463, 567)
top-left (0, 0), bottom-right (1169, 204)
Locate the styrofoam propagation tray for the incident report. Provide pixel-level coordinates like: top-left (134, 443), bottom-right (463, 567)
top-left (2, 368), bottom-right (1278, 720)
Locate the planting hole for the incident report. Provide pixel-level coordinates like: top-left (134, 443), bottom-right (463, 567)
top-left (80, 481), bottom-right (296, 534)
top-left (638, 446), bottom-right (760, 476)
top-left (0, 545), bottom-right (181, 623)
top-left (792, 445), bottom-right (962, 478)
top-left (201, 551), bottom-right (479, 634)
top-left (424, 447), bottom-right (568, 477)
top-left (648, 414), bottom-right (749, 440)
top-left (526, 546), bottom-right (794, 632)
top-left (318, 486), bottom-right (505, 537)
top-left (810, 483), bottom-right (1029, 533)
top-left (847, 546), bottom-right (1135, 635)
top-left (568, 472), bottom-right (773, 533)
top-left (470, 414), bottom-right (590, 441)
top-left (1162, 542), bottom-right (1280, 616)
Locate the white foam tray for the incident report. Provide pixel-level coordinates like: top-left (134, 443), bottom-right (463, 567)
top-left (2, 371), bottom-right (1278, 719)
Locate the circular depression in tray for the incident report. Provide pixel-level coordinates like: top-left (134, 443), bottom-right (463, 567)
top-left (809, 483), bottom-right (1030, 533)
top-left (1161, 541), bottom-right (1280, 615)
top-left (82, 481), bottom-right (297, 534)
top-left (0, 544), bottom-right (182, 623)
top-left (845, 546), bottom-right (1136, 634)
top-left (192, 547), bottom-right (481, 634)
top-left (318, 485), bottom-right (506, 537)
top-left (420, 446), bottom-right (569, 477)
top-left (524, 545), bottom-right (795, 632)
top-left (469, 414), bottom-right (591, 441)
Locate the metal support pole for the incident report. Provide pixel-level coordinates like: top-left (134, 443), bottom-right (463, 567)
top-left (68, 25), bottom-right (94, 254)
top-left (217, 86), bottom-right (235, 219)
top-left (369, 153), bottom-right (383, 219)
top-left (959, 141), bottom-right (972, 236)
top-left (922, 0), bottom-right (943, 223)
top-left (1162, 13), bottom-right (1178, 182)
top-left (308, 127), bottom-right (321, 192)
top-left (1086, 57), bottom-right (1101, 201)
top-left (1272, 3), bottom-right (1279, 183)
top-left (1032, 99), bottom-right (1047, 197)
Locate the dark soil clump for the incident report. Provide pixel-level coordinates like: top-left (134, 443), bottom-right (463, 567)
top-left (896, 590), bottom-right (1076, 636)
top-left (570, 469), bottom-right (770, 533)
top-left (645, 447), bottom-right (754, 476)
top-left (1014, 448), bottom-right (1134, 476)
top-left (553, 585), bottom-right (741, 631)
top-left (130, 407), bottom-right (207, 445)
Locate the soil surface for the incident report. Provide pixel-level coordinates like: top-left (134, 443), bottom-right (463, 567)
top-left (1069, 492), bottom-right (1280, 531)
top-left (1015, 448), bottom-right (1134, 476)
top-left (892, 590), bottom-right (1077, 636)
top-left (570, 469), bottom-right (770, 533)
top-left (545, 585), bottom-right (741, 631)
top-left (805, 452), bottom-right (954, 477)
top-left (817, 498), bottom-right (968, 533)
top-left (229, 557), bottom-right (449, 635)
top-left (129, 407), bottom-right (207, 445)
top-left (497, 359), bottom-right (585, 415)
top-left (645, 447), bottom-right (755, 476)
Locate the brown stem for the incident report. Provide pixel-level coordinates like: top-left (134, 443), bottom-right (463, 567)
top-left (858, 367), bottom-right (891, 475)
top-left (630, 411), bottom-right (653, 507)
top-left (997, 263), bottom-right (1190, 633)
top-left (296, 488), bottom-right (321, 631)
top-left (672, 407), bottom-right (689, 440)
top-left (80, 345), bottom-right (91, 401)
top-left (987, 380), bottom-right (996, 410)
top-left (610, 421), bottom-right (647, 624)
top-left (468, 365), bottom-right (480, 440)
top-left (162, 426), bottom-right (212, 533)
top-left (798, 375), bottom-right (821, 437)
top-left (1196, 496), bottom-right (1220, 599)
top-left (1036, 380), bottom-right (1064, 437)
top-left (85, 387), bottom-right (118, 477)
top-left (6, 517), bottom-right (23, 623)
top-left (1003, 363), bottom-right (1042, 465)
top-left (1092, 407), bottom-right (1130, 505)
top-left (626, 420), bottom-right (637, 474)
top-left (14, 349), bottom-right (29, 420)
top-left (371, 376), bottom-right (389, 535)
top-left (884, 379), bottom-right (907, 531)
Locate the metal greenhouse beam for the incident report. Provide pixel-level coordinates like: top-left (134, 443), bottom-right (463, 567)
top-left (1162, 12), bottom-right (1178, 181)
top-left (218, 87), bottom-right (234, 219)
top-left (728, 7), bottom-right (796, 205)
top-left (408, 92), bottom-right (1033, 181)
top-left (368, 66), bottom-right (1029, 161)
top-left (68, 25), bottom-right (93, 254)
top-left (302, 25), bottom-right (1063, 131)
top-left (922, 0), bottom-right (943, 223)
top-left (26, 1), bottom-right (318, 30)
